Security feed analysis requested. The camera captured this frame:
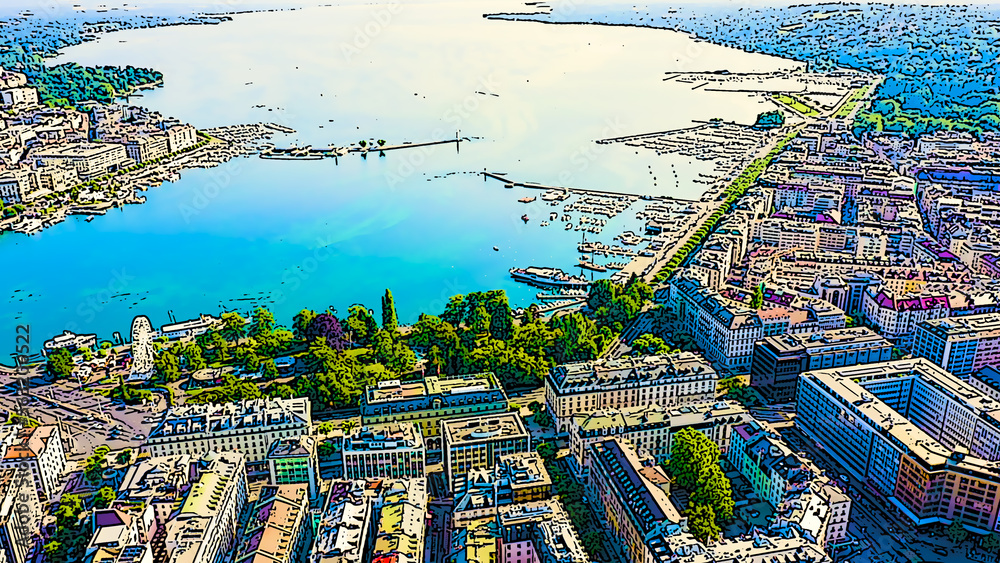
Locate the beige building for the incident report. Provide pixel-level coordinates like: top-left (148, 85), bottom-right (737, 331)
top-left (0, 466), bottom-right (40, 563)
top-left (546, 353), bottom-right (718, 433)
top-left (342, 422), bottom-right (425, 480)
top-left (33, 142), bottom-right (129, 178)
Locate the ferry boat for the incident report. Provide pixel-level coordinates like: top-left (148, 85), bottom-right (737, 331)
top-left (518, 197), bottom-right (536, 203)
top-left (509, 267), bottom-right (589, 289)
top-left (578, 260), bottom-right (607, 273)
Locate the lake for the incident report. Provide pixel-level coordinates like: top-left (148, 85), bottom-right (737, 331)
top-left (1, 0), bottom-right (795, 356)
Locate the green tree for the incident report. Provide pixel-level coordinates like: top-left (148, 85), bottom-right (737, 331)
top-left (47, 348), bottom-right (75, 378)
top-left (749, 284), bottom-right (764, 309)
top-left (371, 329), bottom-right (417, 375)
top-left (184, 344), bottom-right (207, 372)
top-left (381, 289), bottom-right (399, 332)
top-left (116, 448), bottom-right (133, 465)
top-left (261, 358), bottom-right (279, 380)
top-left (208, 331), bottom-right (230, 362)
top-left (948, 518), bottom-right (968, 545)
top-left (442, 295), bottom-right (465, 326)
top-left (54, 494), bottom-right (84, 529)
top-left (982, 533), bottom-right (1000, 555)
top-left (94, 486), bottom-right (116, 509)
top-left (535, 441), bottom-right (558, 462)
top-left (581, 531), bottom-right (603, 557)
top-left (548, 313), bottom-right (608, 364)
top-left (220, 312), bottom-right (248, 343)
top-left (345, 305), bottom-right (379, 346)
top-left (249, 307), bottom-right (276, 339)
top-left (293, 309), bottom-right (317, 341)
top-left (155, 349), bottom-right (182, 382)
top-left (631, 333), bottom-right (672, 356)
top-left (341, 419), bottom-right (358, 435)
top-left (691, 464), bottom-right (735, 523)
top-left (687, 503), bottom-right (721, 544)
top-left (669, 428), bottom-right (720, 491)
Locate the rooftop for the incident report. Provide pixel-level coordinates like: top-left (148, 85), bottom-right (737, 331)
top-left (550, 352), bottom-right (717, 393)
top-left (442, 413), bottom-right (529, 446)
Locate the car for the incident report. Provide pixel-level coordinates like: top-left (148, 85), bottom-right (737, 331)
top-left (839, 474), bottom-right (850, 482)
top-left (933, 548), bottom-right (948, 557)
top-left (133, 434), bottom-right (145, 441)
top-left (115, 406), bottom-right (126, 411)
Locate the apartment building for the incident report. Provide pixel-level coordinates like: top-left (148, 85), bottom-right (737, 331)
top-left (0, 424), bottom-right (67, 502)
top-left (546, 352), bottom-right (718, 434)
top-left (33, 142), bottom-right (130, 178)
top-left (498, 499), bottom-right (588, 563)
top-left (234, 484), bottom-right (312, 563)
top-left (267, 436), bottom-right (319, 501)
top-left (0, 466), bottom-right (40, 563)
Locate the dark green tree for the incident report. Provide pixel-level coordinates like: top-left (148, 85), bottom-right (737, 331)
top-left (687, 503), bottom-right (721, 544)
top-left (292, 309), bottom-right (317, 341)
top-left (94, 486), bottom-right (116, 509)
top-left (345, 305), bottom-right (379, 345)
top-left (47, 348), bottom-right (75, 378)
top-left (381, 289), bottom-right (399, 332)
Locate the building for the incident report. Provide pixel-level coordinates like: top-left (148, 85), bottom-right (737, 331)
top-left (361, 373), bottom-right (508, 450)
top-left (142, 398), bottom-right (311, 465)
top-left (0, 171), bottom-right (31, 203)
top-left (342, 423), bottom-right (425, 480)
top-left (267, 436), bottom-right (319, 501)
top-left (234, 484), bottom-right (312, 563)
top-left (125, 135), bottom-right (169, 163)
top-left (912, 312), bottom-right (1000, 378)
top-left (750, 327), bottom-right (893, 402)
top-left (798, 359), bottom-right (1000, 532)
top-left (0, 466), bottom-right (41, 563)
top-left (443, 413), bottom-right (530, 492)
top-left (0, 424), bottom-right (67, 502)
top-left (586, 439), bottom-right (683, 563)
top-left (568, 400), bottom-right (751, 480)
top-left (163, 451), bottom-right (248, 563)
top-left (311, 481), bottom-right (373, 563)
top-left (862, 287), bottom-right (950, 347)
top-left (33, 142), bottom-right (130, 178)
top-left (971, 366), bottom-right (1000, 403)
top-left (370, 479), bottom-right (427, 563)
top-left (497, 499), bottom-right (588, 563)
top-left (728, 422), bottom-right (851, 547)
top-left (166, 124), bottom-right (199, 153)
top-left (546, 353), bottom-right (718, 434)
top-left (0, 87), bottom-right (38, 109)
top-left (668, 277), bottom-right (846, 375)
top-left (453, 451), bottom-right (553, 527)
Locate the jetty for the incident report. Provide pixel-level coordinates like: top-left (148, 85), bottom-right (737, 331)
top-left (260, 137), bottom-right (467, 161)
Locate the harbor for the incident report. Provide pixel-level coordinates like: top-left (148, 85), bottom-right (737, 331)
top-left (259, 137), bottom-right (467, 161)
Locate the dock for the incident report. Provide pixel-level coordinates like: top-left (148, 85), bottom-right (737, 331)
top-left (260, 137), bottom-right (466, 161)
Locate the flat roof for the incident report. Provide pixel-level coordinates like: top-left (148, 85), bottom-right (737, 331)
top-left (442, 413), bottom-right (528, 446)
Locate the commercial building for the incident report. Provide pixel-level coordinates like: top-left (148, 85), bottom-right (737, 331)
top-left (971, 366), bottom-right (1000, 403)
top-left (497, 498), bottom-right (588, 563)
top-left (0, 171), bottom-right (31, 203)
top-left (361, 373), bottom-right (508, 450)
top-left (163, 451), bottom-right (248, 563)
top-left (0, 466), bottom-right (41, 563)
top-left (546, 353), bottom-right (718, 434)
top-left (586, 439), bottom-right (683, 563)
top-left (267, 436), bottom-right (319, 501)
top-left (234, 484), bottom-right (312, 563)
top-left (912, 312), bottom-right (1000, 378)
top-left (750, 327), bottom-right (893, 402)
top-left (125, 135), bottom-right (169, 163)
top-left (0, 424), bottom-right (67, 502)
top-left (143, 398), bottom-right (311, 464)
top-left (343, 423), bottom-right (425, 480)
top-left (33, 142), bottom-right (130, 178)
top-left (669, 277), bottom-right (846, 375)
top-left (443, 413), bottom-right (530, 492)
top-left (567, 400), bottom-right (751, 480)
top-left (798, 359), bottom-right (1000, 532)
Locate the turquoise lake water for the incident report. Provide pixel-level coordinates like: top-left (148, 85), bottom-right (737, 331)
top-left (1, 0), bottom-right (794, 355)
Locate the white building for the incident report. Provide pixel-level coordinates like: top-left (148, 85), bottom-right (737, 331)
top-left (142, 398), bottom-right (311, 464)
top-left (342, 422), bottom-right (425, 480)
top-left (166, 124), bottom-right (199, 153)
